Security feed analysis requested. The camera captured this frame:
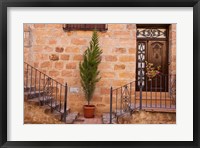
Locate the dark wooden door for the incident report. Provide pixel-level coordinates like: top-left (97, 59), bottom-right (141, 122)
top-left (146, 41), bottom-right (168, 91)
top-left (148, 41), bottom-right (167, 72)
top-left (136, 40), bottom-right (168, 91)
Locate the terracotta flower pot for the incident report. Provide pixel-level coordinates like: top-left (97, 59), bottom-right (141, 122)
top-left (83, 105), bottom-right (95, 118)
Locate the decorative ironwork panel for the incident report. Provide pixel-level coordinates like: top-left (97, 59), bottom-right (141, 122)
top-left (137, 42), bottom-right (146, 87)
top-left (122, 85), bottom-right (131, 112)
top-left (137, 28), bottom-right (167, 39)
top-left (43, 78), bottom-right (54, 104)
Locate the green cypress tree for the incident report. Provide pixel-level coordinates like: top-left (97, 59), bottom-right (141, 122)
top-left (79, 30), bottom-right (103, 105)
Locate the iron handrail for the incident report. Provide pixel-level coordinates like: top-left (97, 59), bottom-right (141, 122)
top-left (24, 62), bottom-right (65, 87)
top-left (24, 62), bottom-right (68, 122)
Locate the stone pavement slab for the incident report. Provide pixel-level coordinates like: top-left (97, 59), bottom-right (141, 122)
top-left (74, 116), bottom-right (102, 124)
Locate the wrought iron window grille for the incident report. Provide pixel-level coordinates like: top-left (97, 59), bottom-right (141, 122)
top-left (63, 24), bottom-right (108, 31)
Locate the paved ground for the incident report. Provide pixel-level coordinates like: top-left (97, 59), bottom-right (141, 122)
top-left (74, 116), bottom-right (102, 124)
top-left (24, 101), bottom-right (175, 124)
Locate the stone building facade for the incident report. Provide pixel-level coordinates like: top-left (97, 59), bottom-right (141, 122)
top-left (24, 24), bottom-right (176, 115)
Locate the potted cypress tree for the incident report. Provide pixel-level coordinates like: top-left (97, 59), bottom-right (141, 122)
top-left (79, 30), bottom-right (102, 118)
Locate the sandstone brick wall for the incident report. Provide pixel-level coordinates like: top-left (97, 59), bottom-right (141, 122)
top-left (24, 24), bottom-right (32, 63)
top-left (168, 24), bottom-right (176, 93)
top-left (24, 24), bottom-right (176, 115)
top-left (169, 24), bottom-right (176, 75)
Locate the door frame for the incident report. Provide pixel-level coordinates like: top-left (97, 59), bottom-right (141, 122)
top-left (136, 24), bottom-right (170, 92)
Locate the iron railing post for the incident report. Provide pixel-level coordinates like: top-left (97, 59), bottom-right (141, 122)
top-left (120, 87), bottom-right (122, 114)
top-left (38, 72), bottom-right (41, 106)
top-left (26, 64), bottom-right (28, 89)
top-left (130, 83), bottom-right (132, 109)
top-left (49, 78), bottom-right (53, 112)
top-left (35, 69), bottom-right (37, 94)
top-left (60, 84), bottom-right (62, 111)
top-left (110, 87), bottom-right (113, 124)
top-left (64, 83), bottom-right (68, 123)
top-left (139, 59), bottom-right (143, 110)
top-left (170, 75), bottom-right (172, 108)
top-left (139, 69), bottom-right (143, 110)
top-left (116, 90), bottom-right (117, 115)
top-left (139, 85), bottom-right (142, 110)
top-left (30, 67), bottom-right (32, 93)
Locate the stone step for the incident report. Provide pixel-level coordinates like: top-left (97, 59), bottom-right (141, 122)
top-left (40, 96), bottom-right (54, 104)
top-left (115, 107), bottom-right (139, 116)
top-left (47, 100), bottom-right (60, 109)
top-left (52, 108), bottom-right (71, 121)
top-left (60, 108), bottom-right (71, 114)
top-left (102, 113), bottom-right (117, 124)
top-left (24, 86), bottom-right (35, 92)
top-left (102, 112), bottom-right (116, 119)
top-left (68, 112), bottom-right (79, 118)
top-left (102, 118), bottom-right (117, 124)
top-left (54, 107), bottom-right (71, 120)
top-left (114, 109), bottom-right (138, 120)
top-left (65, 112), bottom-right (79, 124)
top-left (26, 98), bottom-right (40, 106)
top-left (24, 90), bottom-right (45, 99)
top-left (30, 96), bottom-right (54, 104)
top-left (27, 96), bottom-right (55, 106)
top-left (115, 109), bottom-right (129, 117)
top-left (44, 100), bottom-right (62, 115)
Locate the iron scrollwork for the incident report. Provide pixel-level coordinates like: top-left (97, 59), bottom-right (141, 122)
top-left (137, 28), bottom-right (167, 39)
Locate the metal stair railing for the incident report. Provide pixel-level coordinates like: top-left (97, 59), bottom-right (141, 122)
top-left (24, 62), bottom-right (68, 122)
top-left (109, 74), bottom-right (176, 124)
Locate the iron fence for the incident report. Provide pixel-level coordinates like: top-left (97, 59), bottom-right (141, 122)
top-left (109, 74), bottom-right (176, 124)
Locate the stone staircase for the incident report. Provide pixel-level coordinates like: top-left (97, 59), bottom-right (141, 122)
top-left (102, 106), bottom-right (140, 124)
top-left (24, 85), bottom-right (79, 124)
top-left (24, 62), bottom-right (79, 124)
